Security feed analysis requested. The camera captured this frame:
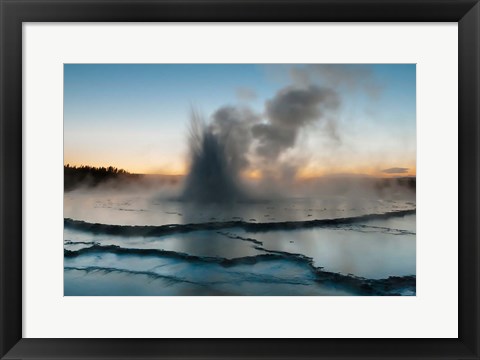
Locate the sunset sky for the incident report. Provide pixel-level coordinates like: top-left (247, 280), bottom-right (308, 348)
top-left (64, 64), bottom-right (416, 178)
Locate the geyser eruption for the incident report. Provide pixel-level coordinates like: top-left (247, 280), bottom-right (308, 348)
top-left (181, 109), bottom-right (251, 203)
top-left (181, 84), bottom-right (341, 203)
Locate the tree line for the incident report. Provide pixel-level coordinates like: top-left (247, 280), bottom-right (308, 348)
top-left (64, 165), bottom-right (139, 191)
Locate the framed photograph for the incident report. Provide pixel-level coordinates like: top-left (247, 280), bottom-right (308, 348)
top-left (62, 62), bottom-right (417, 297)
top-left (1, 0), bottom-right (479, 359)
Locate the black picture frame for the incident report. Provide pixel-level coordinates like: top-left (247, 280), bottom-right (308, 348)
top-left (1, 1), bottom-right (479, 359)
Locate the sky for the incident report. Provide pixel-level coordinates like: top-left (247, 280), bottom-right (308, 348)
top-left (64, 64), bottom-right (416, 178)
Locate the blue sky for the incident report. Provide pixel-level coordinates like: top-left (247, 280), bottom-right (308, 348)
top-left (64, 64), bottom-right (416, 176)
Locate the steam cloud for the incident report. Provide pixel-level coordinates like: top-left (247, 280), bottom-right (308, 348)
top-left (181, 65), bottom-right (386, 203)
top-left (181, 83), bottom-right (341, 203)
top-left (291, 64), bottom-right (382, 98)
top-left (253, 85), bottom-right (340, 161)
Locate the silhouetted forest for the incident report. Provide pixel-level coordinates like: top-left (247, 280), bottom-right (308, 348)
top-left (64, 165), bottom-right (140, 191)
top-left (375, 177), bottom-right (416, 191)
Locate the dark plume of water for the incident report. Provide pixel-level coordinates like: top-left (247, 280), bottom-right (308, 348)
top-left (181, 109), bottom-right (248, 203)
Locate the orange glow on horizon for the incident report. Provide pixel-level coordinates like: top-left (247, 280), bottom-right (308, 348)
top-left (297, 165), bottom-right (417, 179)
top-left (64, 161), bottom-right (416, 178)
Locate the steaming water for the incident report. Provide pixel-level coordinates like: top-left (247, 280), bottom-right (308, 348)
top-left (64, 190), bottom-right (416, 296)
